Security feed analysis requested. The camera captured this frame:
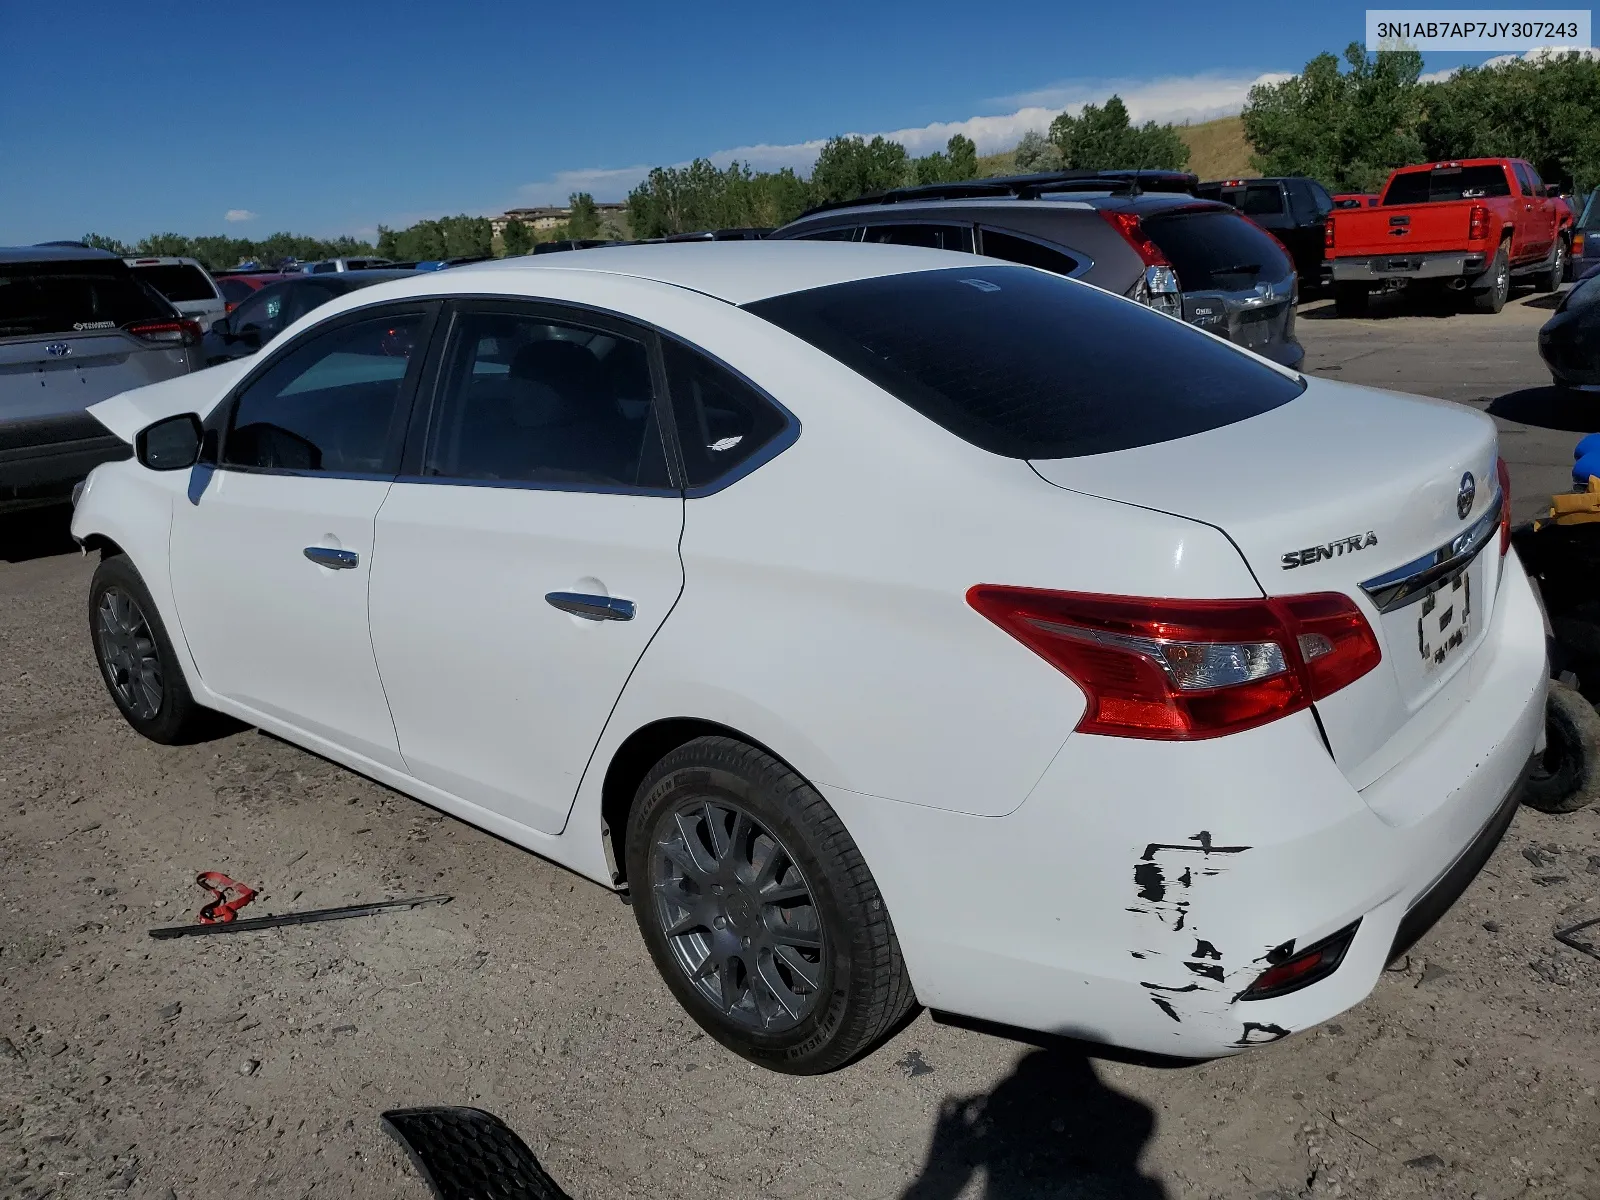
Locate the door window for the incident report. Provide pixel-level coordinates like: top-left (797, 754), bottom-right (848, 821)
top-left (795, 226), bottom-right (861, 241)
top-left (422, 308), bottom-right (670, 489)
top-left (1307, 180), bottom-right (1335, 216)
top-left (1513, 162), bottom-right (1537, 196)
top-left (977, 229), bottom-right (1081, 276)
top-left (662, 339), bottom-right (792, 490)
top-left (222, 311), bottom-right (424, 474)
top-left (230, 285), bottom-right (292, 341)
top-left (863, 224), bottom-right (974, 251)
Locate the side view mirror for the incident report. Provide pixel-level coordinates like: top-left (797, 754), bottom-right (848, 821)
top-left (135, 413), bottom-right (205, 471)
top-left (210, 317), bottom-right (229, 336)
top-left (237, 323), bottom-right (262, 348)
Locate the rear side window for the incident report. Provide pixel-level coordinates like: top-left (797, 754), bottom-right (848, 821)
top-left (1383, 165), bottom-right (1512, 204)
top-left (977, 229), bottom-right (1080, 276)
top-left (745, 265), bottom-right (1304, 460)
top-left (0, 259), bottom-right (170, 338)
top-left (1237, 185), bottom-right (1284, 216)
top-left (1141, 209), bottom-right (1292, 291)
top-left (864, 224), bottom-right (974, 251)
top-left (661, 339), bottom-right (791, 489)
top-left (130, 263), bottom-right (217, 302)
top-left (217, 278), bottom-right (257, 305)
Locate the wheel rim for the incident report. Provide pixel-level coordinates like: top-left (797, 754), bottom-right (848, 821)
top-left (1556, 243), bottom-right (1567, 279)
top-left (650, 797), bottom-right (826, 1032)
top-left (96, 587), bottom-right (163, 721)
top-left (1496, 259), bottom-right (1509, 299)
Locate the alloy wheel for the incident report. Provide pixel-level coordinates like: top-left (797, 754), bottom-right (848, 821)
top-left (1496, 259), bottom-right (1510, 301)
top-left (96, 587), bottom-right (163, 721)
top-left (650, 798), bottom-right (826, 1032)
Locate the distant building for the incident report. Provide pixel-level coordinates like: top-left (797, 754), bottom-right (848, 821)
top-left (493, 203), bottom-right (628, 236)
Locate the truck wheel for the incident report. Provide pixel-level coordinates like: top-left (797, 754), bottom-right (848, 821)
top-left (1472, 247), bottom-right (1510, 313)
top-left (1333, 283), bottom-right (1369, 316)
top-left (1535, 238), bottom-right (1567, 293)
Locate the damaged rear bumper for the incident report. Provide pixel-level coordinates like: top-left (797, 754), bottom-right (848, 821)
top-left (821, 556), bottom-right (1547, 1058)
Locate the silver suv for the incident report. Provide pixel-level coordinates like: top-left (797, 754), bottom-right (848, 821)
top-left (1, 247), bottom-right (200, 510)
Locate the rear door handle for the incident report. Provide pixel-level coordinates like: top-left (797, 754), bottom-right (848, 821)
top-left (545, 592), bottom-right (635, 621)
top-left (304, 546), bottom-right (359, 569)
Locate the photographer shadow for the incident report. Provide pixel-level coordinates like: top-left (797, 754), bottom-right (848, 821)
top-left (900, 1048), bottom-right (1168, 1200)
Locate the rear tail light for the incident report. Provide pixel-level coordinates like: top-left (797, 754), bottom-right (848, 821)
top-left (1497, 455), bottom-right (1512, 555)
top-left (124, 318), bottom-right (202, 347)
top-left (966, 586), bottom-right (1382, 740)
top-left (1239, 922), bottom-right (1359, 1000)
top-left (1574, 231), bottom-right (1585, 257)
top-left (1102, 212), bottom-right (1183, 318)
top-left (1468, 203), bottom-right (1490, 241)
top-left (1324, 216), bottom-right (1335, 249)
top-left (1098, 209), bottom-right (1171, 268)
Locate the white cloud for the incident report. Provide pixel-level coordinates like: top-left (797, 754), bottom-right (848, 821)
top-left (512, 70), bottom-right (1286, 206)
top-left (1421, 44), bottom-right (1598, 82)
top-left (224, 209), bottom-right (257, 223)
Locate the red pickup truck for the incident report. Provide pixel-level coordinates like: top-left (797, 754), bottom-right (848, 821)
top-left (1325, 157), bottom-right (1571, 315)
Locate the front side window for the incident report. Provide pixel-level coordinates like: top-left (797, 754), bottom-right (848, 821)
top-left (1307, 181), bottom-right (1334, 216)
top-left (745, 265), bottom-right (1304, 460)
top-left (661, 339), bottom-right (790, 489)
top-left (1513, 162), bottom-right (1537, 196)
top-left (223, 311), bottom-right (424, 474)
top-left (977, 229), bottom-right (1080, 276)
top-left (231, 286), bottom-right (290, 338)
top-left (422, 308), bottom-right (669, 489)
top-left (863, 224), bottom-right (974, 251)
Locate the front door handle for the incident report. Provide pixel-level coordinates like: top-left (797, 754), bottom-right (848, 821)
top-left (545, 592), bottom-right (635, 621)
top-left (304, 546), bottom-right (359, 570)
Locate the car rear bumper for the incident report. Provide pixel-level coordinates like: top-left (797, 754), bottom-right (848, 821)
top-left (823, 554), bottom-right (1547, 1057)
top-left (0, 413), bottom-right (129, 502)
top-left (1330, 251), bottom-right (1489, 283)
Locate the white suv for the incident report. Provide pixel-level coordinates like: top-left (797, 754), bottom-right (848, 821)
top-left (124, 257), bottom-right (226, 331)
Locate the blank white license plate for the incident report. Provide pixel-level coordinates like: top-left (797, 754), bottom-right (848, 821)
top-left (1418, 571), bottom-right (1471, 671)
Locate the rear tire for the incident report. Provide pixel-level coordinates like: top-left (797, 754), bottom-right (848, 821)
top-left (1471, 246), bottom-right (1510, 313)
top-left (625, 736), bottom-right (916, 1074)
top-left (88, 555), bottom-right (206, 744)
top-left (1333, 283), bottom-right (1369, 316)
top-left (1522, 681), bottom-right (1600, 813)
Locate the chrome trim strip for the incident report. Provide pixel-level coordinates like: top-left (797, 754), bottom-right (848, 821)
top-left (545, 592), bottom-right (635, 622)
top-left (1359, 493), bottom-right (1500, 614)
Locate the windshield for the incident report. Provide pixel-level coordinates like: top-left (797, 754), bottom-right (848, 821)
top-left (0, 259), bottom-right (172, 339)
top-left (1383, 165), bottom-right (1512, 205)
top-left (744, 265), bottom-right (1304, 459)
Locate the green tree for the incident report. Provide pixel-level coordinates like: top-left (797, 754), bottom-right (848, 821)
top-left (81, 232), bottom-right (130, 254)
top-left (501, 217), bottom-right (533, 256)
top-left (1012, 130), bottom-right (1063, 173)
top-left (1048, 96), bottom-right (1190, 171)
top-left (568, 192), bottom-right (602, 239)
top-left (809, 135), bottom-right (910, 202)
top-left (911, 134), bottom-right (981, 185)
top-left (1242, 43), bottom-right (1425, 192)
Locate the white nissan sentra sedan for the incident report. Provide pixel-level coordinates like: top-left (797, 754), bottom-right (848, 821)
top-left (72, 242), bottom-right (1546, 1073)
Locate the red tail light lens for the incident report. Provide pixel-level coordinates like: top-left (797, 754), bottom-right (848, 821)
top-left (1239, 922), bottom-right (1359, 1000)
top-left (1324, 216), bottom-right (1335, 249)
top-left (124, 318), bottom-right (202, 347)
top-left (966, 586), bottom-right (1382, 740)
top-left (1097, 210), bottom-right (1171, 268)
top-left (1468, 203), bottom-right (1489, 241)
top-left (1497, 455), bottom-right (1512, 555)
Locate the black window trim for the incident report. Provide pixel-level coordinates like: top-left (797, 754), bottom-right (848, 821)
top-left (208, 298), bottom-right (443, 482)
top-left (859, 218), bottom-right (977, 253)
top-left (973, 225), bottom-right (1094, 279)
top-left (786, 221), bottom-right (865, 242)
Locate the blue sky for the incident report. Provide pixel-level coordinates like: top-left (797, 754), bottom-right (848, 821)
top-left (0, 0), bottom-right (1567, 244)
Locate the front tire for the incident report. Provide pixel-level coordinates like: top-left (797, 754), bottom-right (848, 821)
top-left (88, 555), bottom-right (206, 744)
top-left (625, 736), bottom-right (916, 1074)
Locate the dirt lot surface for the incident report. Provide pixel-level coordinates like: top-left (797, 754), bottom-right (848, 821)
top-left (2, 287), bottom-right (1598, 1200)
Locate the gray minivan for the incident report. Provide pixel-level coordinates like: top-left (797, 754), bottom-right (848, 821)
top-left (1, 246), bottom-right (200, 510)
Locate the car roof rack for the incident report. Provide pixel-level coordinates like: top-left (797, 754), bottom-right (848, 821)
top-left (794, 169), bottom-right (1199, 219)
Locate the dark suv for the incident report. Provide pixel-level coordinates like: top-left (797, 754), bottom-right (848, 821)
top-left (769, 171), bottom-right (1304, 369)
top-left (1196, 177), bottom-right (1334, 288)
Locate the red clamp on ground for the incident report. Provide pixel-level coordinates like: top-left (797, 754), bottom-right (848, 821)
top-left (196, 871), bottom-right (257, 924)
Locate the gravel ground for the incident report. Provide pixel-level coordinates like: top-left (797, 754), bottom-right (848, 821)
top-left (1, 287), bottom-right (1597, 1200)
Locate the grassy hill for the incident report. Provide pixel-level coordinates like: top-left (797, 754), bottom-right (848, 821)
top-left (975, 114), bottom-right (1253, 182)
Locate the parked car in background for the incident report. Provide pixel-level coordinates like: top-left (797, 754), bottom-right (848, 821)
top-left (1332, 194), bottom-right (1378, 209)
top-left (1538, 267), bottom-right (1600, 387)
top-left (124, 256), bottom-right (226, 330)
top-left (305, 256), bottom-right (395, 274)
top-left (1569, 191), bottom-right (1600, 281)
top-left (0, 246), bottom-right (199, 510)
top-left (200, 269), bottom-right (413, 364)
top-left (1196, 177), bottom-right (1334, 288)
top-left (213, 272), bottom-right (292, 314)
top-left (1325, 158), bottom-right (1571, 315)
top-left (770, 171), bottom-right (1303, 368)
top-left (72, 242), bottom-right (1543, 1072)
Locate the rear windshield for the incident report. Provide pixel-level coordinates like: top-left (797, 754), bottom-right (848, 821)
top-left (129, 263), bottom-right (217, 302)
top-left (744, 265), bottom-right (1304, 459)
top-left (1141, 208), bottom-right (1292, 292)
top-left (1235, 184), bottom-right (1285, 215)
top-left (1383, 165), bottom-right (1512, 205)
top-left (0, 259), bottom-right (171, 339)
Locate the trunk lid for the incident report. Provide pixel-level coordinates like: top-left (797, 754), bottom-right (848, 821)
top-left (0, 331), bottom-right (190, 424)
top-left (1333, 202), bottom-right (1477, 257)
top-left (1030, 378), bottom-right (1505, 799)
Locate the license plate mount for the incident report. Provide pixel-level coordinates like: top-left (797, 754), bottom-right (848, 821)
top-left (1418, 570), bottom-right (1471, 672)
